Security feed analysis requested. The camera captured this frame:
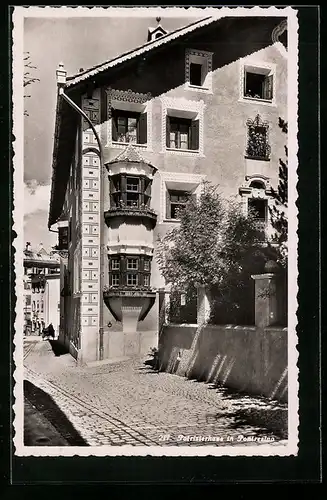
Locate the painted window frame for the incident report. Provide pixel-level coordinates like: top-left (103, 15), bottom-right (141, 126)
top-left (239, 176), bottom-right (275, 241)
top-left (185, 48), bottom-right (213, 93)
top-left (161, 97), bottom-right (205, 156)
top-left (239, 60), bottom-right (277, 107)
top-left (159, 171), bottom-right (206, 223)
top-left (106, 88), bottom-right (153, 151)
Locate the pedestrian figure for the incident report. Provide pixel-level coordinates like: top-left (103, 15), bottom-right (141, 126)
top-left (42, 323), bottom-right (55, 340)
top-left (47, 323), bottom-right (55, 339)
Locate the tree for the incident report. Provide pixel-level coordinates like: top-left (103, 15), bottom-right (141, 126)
top-left (268, 117), bottom-right (288, 267)
top-left (156, 182), bottom-right (266, 324)
top-left (24, 52), bottom-right (40, 116)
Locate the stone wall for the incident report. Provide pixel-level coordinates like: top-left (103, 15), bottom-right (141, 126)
top-left (159, 324), bottom-right (287, 402)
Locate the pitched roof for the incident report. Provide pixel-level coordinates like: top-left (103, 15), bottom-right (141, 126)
top-left (65, 15), bottom-right (218, 89)
top-left (24, 248), bottom-right (60, 267)
top-left (110, 143), bottom-right (146, 163)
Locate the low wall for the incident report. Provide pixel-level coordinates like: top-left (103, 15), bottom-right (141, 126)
top-left (102, 328), bottom-right (158, 361)
top-left (159, 324), bottom-right (288, 402)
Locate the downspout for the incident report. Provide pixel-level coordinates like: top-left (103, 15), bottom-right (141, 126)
top-left (56, 66), bottom-right (105, 361)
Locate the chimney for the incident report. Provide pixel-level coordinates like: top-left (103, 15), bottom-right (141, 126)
top-left (56, 62), bottom-right (67, 87)
top-left (25, 242), bottom-right (31, 252)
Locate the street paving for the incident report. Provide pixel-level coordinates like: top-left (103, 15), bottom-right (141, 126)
top-left (23, 340), bottom-right (288, 448)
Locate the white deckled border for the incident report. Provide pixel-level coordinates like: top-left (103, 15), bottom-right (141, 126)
top-left (13, 5), bottom-right (299, 459)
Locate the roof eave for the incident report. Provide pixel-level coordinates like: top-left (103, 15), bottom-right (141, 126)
top-left (48, 92), bottom-right (63, 229)
top-left (65, 15), bottom-right (216, 90)
top-left (48, 87), bottom-right (79, 229)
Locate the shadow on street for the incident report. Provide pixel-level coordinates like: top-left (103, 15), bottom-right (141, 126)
top-left (48, 339), bottom-right (69, 357)
top-left (24, 379), bottom-right (88, 446)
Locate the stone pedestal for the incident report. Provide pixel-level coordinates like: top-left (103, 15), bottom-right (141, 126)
top-left (197, 286), bottom-right (211, 325)
top-left (251, 273), bottom-right (280, 328)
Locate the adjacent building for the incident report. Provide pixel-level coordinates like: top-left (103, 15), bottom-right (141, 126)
top-left (48, 15), bottom-right (288, 364)
top-left (23, 243), bottom-right (60, 336)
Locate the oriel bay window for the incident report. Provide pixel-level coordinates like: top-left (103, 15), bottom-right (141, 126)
top-left (110, 174), bottom-right (152, 209)
top-left (166, 116), bottom-right (199, 151)
top-left (143, 260), bottom-right (150, 271)
top-left (127, 274), bottom-right (138, 286)
top-left (143, 275), bottom-right (150, 287)
top-left (109, 256), bottom-right (152, 288)
top-left (111, 274), bottom-right (120, 286)
top-left (111, 258), bottom-right (120, 270)
top-left (111, 109), bottom-right (147, 145)
top-left (127, 258), bottom-right (138, 270)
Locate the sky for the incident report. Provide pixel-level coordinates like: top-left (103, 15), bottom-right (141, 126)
top-left (23, 8), bottom-right (204, 251)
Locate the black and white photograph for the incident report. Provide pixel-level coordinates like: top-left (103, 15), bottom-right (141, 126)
top-left (12, 5), bottom-right (299, 457)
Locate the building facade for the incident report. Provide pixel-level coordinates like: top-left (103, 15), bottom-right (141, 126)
top-left (48, 15), bottom-right (288, 364)
top-left (23, 243), bottom-right (60, 335)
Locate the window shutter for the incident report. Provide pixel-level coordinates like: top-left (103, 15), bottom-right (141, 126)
top-left (165, 188), bottom-right (170, 219)
top-left (263, 74), bottom-right (273, 100)
top-left (111, 109), bottom-right (118, 141)
top-left (190, 119), bottom-right (199, 150)
top-left (166, 115), bottom-right (170, 148)
top-left (243, 68), bottom-right (247, 96)
top-left (100, 88), bottom-right (107, 123)
top-left (137, 112), bottom-right (147, 144)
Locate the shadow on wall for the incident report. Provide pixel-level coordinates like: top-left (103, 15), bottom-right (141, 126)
top-left (159, 325), bottom-right (288, 403)
top-left (24, 380), bottom-right (88, 446)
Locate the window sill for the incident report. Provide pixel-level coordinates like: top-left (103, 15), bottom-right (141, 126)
top-left (239, 96), bottom-right (276, 107)
top-left (112, 141), bottom-right (148, 148)
top-left (185, 83), bottom-right (212, 94)
top-left (245, 156), bottom-right (270, 162)
top-left (162, 218), bottom-right (181, 224)
top-left (165, 147), bottom-right (200, 154)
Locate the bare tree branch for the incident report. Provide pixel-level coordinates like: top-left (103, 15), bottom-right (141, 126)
top-left (24, 52), bottom-right (40, 116)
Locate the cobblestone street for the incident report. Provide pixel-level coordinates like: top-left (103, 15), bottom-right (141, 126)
top-left (23, 340), bottom-right (288, 448)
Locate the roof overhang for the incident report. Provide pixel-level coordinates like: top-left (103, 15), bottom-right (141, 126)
top-left (66, 16), bottom-right (216, 89)
top-left (48, 89), bottom-right (79, 228)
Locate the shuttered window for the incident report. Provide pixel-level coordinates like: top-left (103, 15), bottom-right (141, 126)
top-left (111, 109), bottom-right (147, 144)
top-left (166, 116), bottom-right (199, 151)
top-left (244, 70), bottom-right (274, 101)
